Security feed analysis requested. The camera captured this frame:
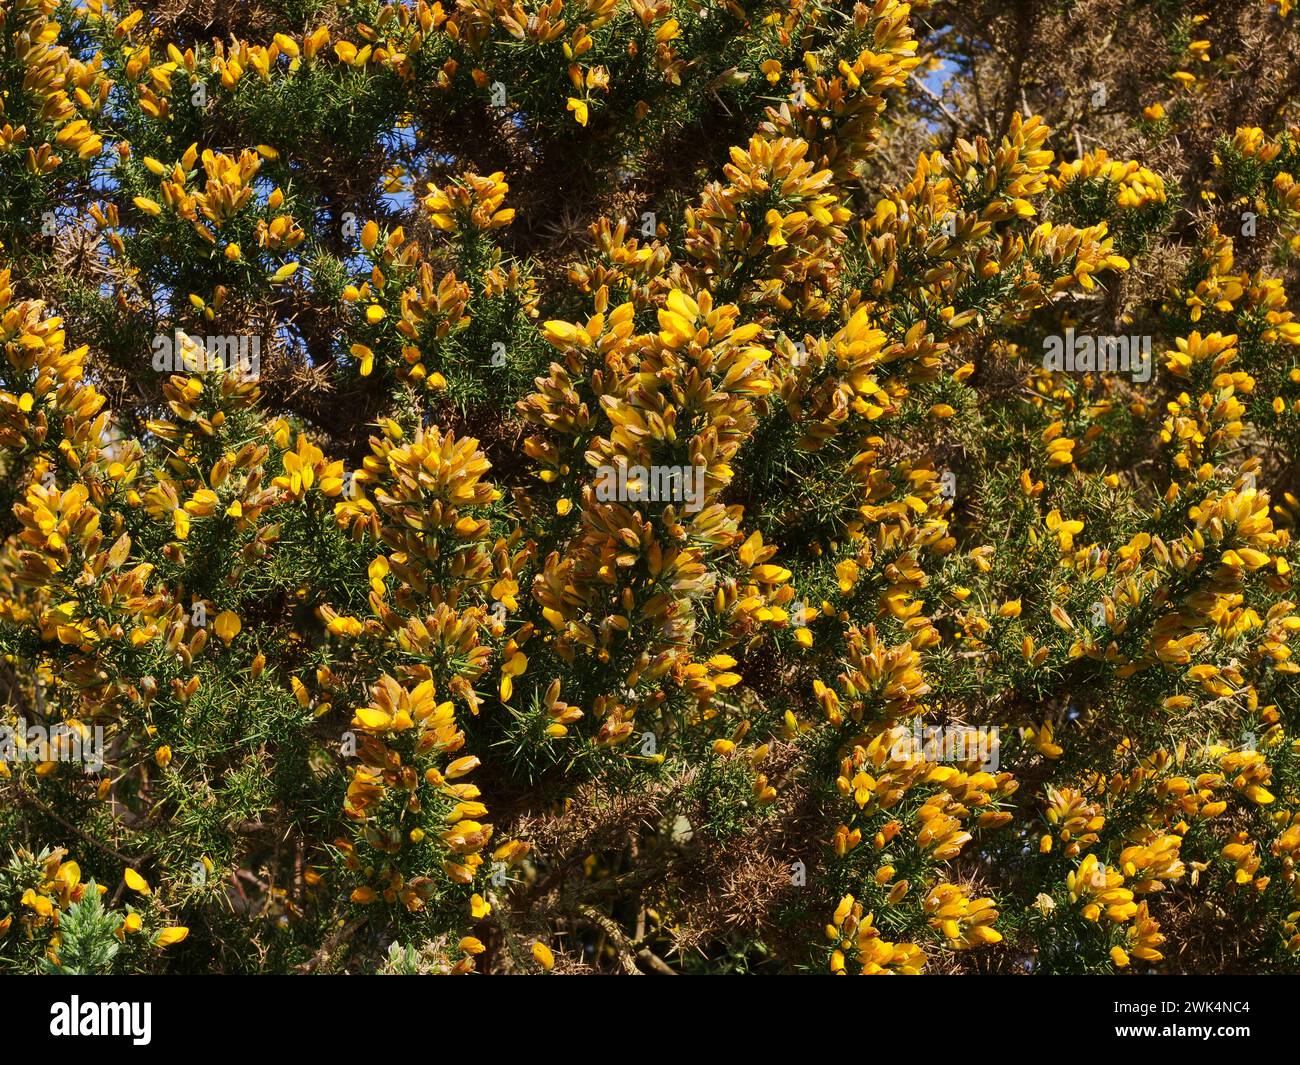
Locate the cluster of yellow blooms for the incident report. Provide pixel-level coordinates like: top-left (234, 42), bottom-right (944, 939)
top-left (1048, 150), bottom-right (1168, 212)
top-left (1, 0), bottom-right (106, 171)
top-left (3, 0), bottom-right (1300, 975)
top-left (2, 850), bottom-right (188, 964)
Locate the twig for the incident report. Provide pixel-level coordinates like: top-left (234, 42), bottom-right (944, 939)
top-left (579, 905), bottom-right (642, 974)
top-left (297, 916), bottom-right (366, 973)
top-left (16, 785), bottom-right (144, 867)
top-left (636, 946), bottom-right (678, 976)
top-left (578, 905), bottom-right (678, 975)
top-left (908, 73), bottom-right (965, 131)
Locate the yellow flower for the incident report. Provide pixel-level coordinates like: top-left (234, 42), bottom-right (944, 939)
top-left (213, 611), bottom-right (241, 645)
top-left (836, 559), bottom-right (859, 593)
top-left (125, 868), bottom-right (151, 895)
top-left (154, 927), bottom-right (189, 946)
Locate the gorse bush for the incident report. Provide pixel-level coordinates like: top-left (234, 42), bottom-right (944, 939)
top-left (2, 0), bottom-right (1300, 976)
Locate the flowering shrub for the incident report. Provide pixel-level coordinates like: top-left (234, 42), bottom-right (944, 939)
top-left (2, 0), bottom-right (1300, 974)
